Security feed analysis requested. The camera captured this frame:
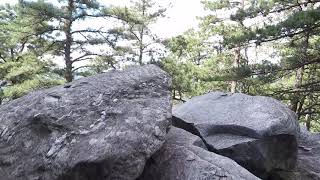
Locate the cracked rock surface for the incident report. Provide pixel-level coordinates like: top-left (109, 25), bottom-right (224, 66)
top-left (138, 127), bottom-right (260, 180)
top-left (173, 92), bottom-right (300, 179)
top-left (0, 65), bottom-right (172, 180)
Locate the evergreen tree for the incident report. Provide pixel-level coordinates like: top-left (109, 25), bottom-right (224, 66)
top-left (162, 30), bottom-right (228, 101)
top-left (163, 0), bottom-right (320, 130)
top-left (17, 0), bottom-right (134, 82)
top-left (199, 0), bottom-right (320, 131)
top-left (0, 3), bottom-right (63, 103)
top-left (200, 0), bottom-right (257, 93)
top-left (125, 0), bottom-right (166, 65)
top-left (240, 0), bottom-right (320, 131)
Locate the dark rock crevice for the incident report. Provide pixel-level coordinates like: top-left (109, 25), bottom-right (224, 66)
top-left (172, 116), bottom-right (219, 153)
top-left (217, 134), bottom-right (297, 179)
top-left (137, 127), bottom-right (260, 180)
top-left (57, 160), bottom-right (112, 180)
top-left (172, 115), bottom-right (298, 179)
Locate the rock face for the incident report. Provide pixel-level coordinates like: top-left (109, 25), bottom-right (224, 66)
top-left (173, 92), bottom-right (300, 179)
top-left (138, 127), bottom-right (260, 180)
top-left (293, 126), bottom-right (320, 180)
top-left (0, 65), bottom-right (172, 180)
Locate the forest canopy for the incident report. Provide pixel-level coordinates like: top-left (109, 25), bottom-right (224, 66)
top-left (0, 0), bottom-right (319, 131)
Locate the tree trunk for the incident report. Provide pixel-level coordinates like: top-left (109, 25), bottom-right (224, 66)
top-left (231, 47), bottom-right (240, 93)
top-left (291, 28), bottom-right (310, 113)
top-left (138, 1), bottom-right (146, 66)
top-left (305, 114), bottom-right (311, 131)
top-left (138, 35), bottom-right (144, 65)
top-left (10, 48), bottom-right (14, 61)
top-left (64, 0), bottom-right (74, 82)
top-left (231, 1), bottom-right (245, 93)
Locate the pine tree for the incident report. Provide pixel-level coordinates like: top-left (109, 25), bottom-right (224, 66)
top-left (201, 0), bottom-right (320, 131)
top-left (162, 29), bottom-right (228, 101)
top-left (199, 0), bottom-right (254, 93)
top-left (0, 3), bottom-right (63, 103)
top-left (124, 0), bottom-right (166, 65)
top-left (17, 0), bottom-right (134, 82)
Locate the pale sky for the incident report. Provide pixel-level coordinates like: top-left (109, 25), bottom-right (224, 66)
top-left (0, 0), bottom-right (204, 38)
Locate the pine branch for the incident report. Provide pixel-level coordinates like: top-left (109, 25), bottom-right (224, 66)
top-left (268, 0), bottom-right (320, 14)
top-left (253, 23), bottom-right (320, 46)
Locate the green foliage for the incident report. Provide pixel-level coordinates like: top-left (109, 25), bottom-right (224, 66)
top-left (13, 0), bottom-right (140, 82)
top-left (0, 3), bottom-right (64, 102)
top-left (0, 54), bottom-right (64, 100)
top-left (3, 74), bottom-right (63, 99)
top-left (202, 0), bottom-right (234, 10)
top-left (195, 0), bottom-right (320, 131)
top-left (118, 0), bottom-right (167, 65)
top-left (162, 0), bottom-right (320, 131)
top-left (162, 30), bottom-right (230, 100)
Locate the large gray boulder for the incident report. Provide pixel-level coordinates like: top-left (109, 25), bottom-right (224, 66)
top-left (138, 127), bottom-right (260, 180)
top-left (0, 65), bottom-right (172, 180)
top-left (173, 92), bottom-right (300, 179)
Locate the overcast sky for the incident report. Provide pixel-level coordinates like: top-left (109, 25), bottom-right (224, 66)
top-left (0, 0), bottom-right (204, 38)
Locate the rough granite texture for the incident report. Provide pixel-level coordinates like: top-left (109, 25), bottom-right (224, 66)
top-left (0, 65), bottom-right (172, 180)
top-left (293, 126), bottom-right (320, 180)
top-left (272, 126), bottom-right (320, 180)
top-left (138, 127), bottom-right (260, 180)
top-left (173, 92), bottom-right (299, 179)
top-left (173, 92), bottom-right (299, 138)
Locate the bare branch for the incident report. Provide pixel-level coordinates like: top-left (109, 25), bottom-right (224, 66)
top-left (0, 53), bottom-right (6, 63)
top-left (72, 65), bottom-right (93, 72)
top-left (72, 53), bottom-right (102, 62)
top-left (71, 27), bottom-right (107, 35)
